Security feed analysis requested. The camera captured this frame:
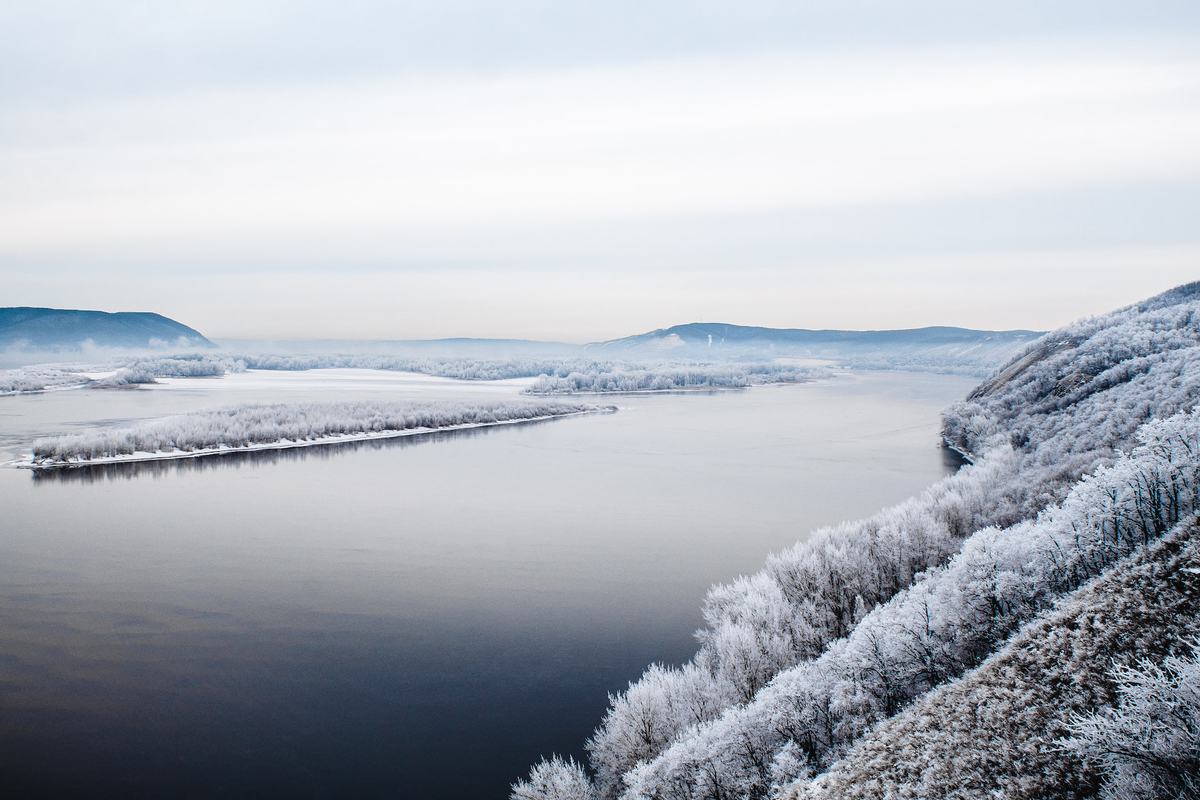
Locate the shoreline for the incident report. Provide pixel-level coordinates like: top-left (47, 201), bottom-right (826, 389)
top-left (941, 437), bottom-right (975, 464)
top-left (16, 409), bottom-right (609, 471)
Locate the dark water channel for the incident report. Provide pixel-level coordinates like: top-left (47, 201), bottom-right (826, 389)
top-left (0, 370), bottom-right (975, 798)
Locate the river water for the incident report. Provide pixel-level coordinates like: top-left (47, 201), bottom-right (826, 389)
top-left (0, 369), bottom-right (975, 798)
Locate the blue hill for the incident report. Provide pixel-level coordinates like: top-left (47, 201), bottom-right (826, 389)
top-left (0, 307), bottom-right (214, 351)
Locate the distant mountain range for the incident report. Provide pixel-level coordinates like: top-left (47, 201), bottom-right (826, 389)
top-left (216, 323), bottom-right (1041, 376)
top-left (0, 307), bottom-right (214, 351)
top-left (1, 308), bottom-right (1042, 376)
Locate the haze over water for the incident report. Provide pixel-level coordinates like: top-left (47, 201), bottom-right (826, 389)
top-left (0, 370), bottom-right (973, 798)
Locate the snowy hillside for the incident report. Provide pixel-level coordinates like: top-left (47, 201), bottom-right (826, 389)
top-left (787, 517), bottom-right (1200, 800)
top-left (511, 282), bottom-right (1200, 800)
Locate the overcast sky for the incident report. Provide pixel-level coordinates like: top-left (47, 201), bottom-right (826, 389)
top-left (2, 1), bottom-right (1199, 341)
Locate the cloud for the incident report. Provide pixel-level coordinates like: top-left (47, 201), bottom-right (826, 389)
top-left (2, 43), bottom-right (1198, 261)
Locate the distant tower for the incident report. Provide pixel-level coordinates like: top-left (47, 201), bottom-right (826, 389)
top-left (708, 334), bottom-right (713, 347)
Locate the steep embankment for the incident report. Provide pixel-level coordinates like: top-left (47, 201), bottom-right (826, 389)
top-left (788, 520), bottom-right (1200, 800)
top-left (943, 281), bottom-right (1200, 509)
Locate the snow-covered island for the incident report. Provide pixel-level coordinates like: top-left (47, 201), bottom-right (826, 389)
top-left (522, 363), bottom-right (825, 394)
top-left (24, 400), bottom-right (612, 469)
top-left (512, 282), bottom-right (1200, 800)
top-left (0, 356), bottom-right (247, 395)
top-left (0, 365), bottom-right (94, 394)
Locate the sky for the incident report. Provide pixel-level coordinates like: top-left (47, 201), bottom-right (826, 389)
top-left (2, 1), bottom-right (1199, 342)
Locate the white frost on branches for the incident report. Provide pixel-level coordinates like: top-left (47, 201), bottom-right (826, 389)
top-left (0, 355), bottom-right (247, 394)
top-left (512, 757), bottom-right (599, 800)
top-left (1067, 648), bottom-right (1200, 800)
top-left (523, 364), bottom-right (823, 394)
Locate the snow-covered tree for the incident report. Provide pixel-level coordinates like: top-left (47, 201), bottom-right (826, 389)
top-left (1066, 648), bottom-right (1200, 800)
top-left (0, 365), bottom-right (91, 394)
top-left (785, 518), bottom-right (1200, 800)
top-left (511, 756), bottom-right (598, 800)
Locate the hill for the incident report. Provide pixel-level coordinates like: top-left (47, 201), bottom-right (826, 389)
top-left (511, 282), bottom-right (1200, 800)
top-left (587, 323), bottom-right (1040, 375)
top-left (0, 307), bottom-right (214, 352)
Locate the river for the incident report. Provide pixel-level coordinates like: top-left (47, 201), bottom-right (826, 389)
top-left (0, 368), bottom-right (975, 798)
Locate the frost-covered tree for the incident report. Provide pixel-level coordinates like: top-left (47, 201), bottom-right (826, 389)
top-left (524, 364), bottom-right (821, 393)
top-left (784, 519), bottom-right (1200, 800)
top-left (586, 662), bottom-right (732, 795)
top-left (0, 355), bottom-right (248, 394)
top-left (113, 355), bottom-right (246, 379)
top-left (0, 365), bottom-right (91, 394)
top-left (1066, 648), bottom-right (1200, 800)
top-left (511, 756), bottom-right (598, 800)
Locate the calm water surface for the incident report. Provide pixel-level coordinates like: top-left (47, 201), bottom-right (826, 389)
top-left (0, 369), bottom-right (975, 799)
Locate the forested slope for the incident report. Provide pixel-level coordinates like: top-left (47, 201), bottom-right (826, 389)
top-left (786, 519), bottom-right (1200, 800)
top-left (511, 282), bottom-right (1200, 800)
top-left (943, 280), bottom-right (1200, 509)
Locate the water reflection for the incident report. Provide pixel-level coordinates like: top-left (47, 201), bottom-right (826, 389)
top-left (941, 442), bottom-right (971, 471)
